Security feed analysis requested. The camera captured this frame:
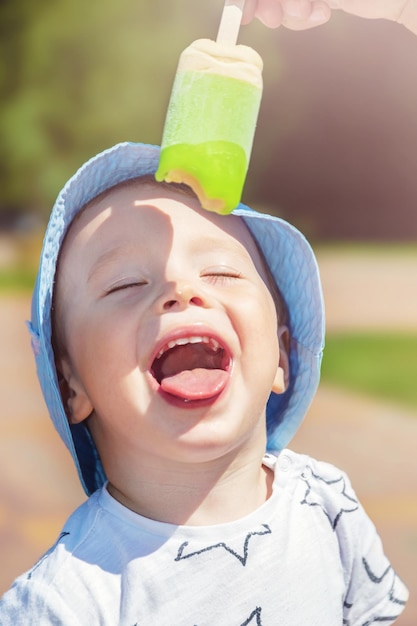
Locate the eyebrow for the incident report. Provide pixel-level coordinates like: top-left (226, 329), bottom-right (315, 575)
top-left (86, 232), bottom-right (254, 284)
top-left (87, 245), bottom-right (132, 283)
top-left (189, 232), bottom-right (251, 257)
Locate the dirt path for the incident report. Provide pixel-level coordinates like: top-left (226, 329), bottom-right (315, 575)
top-left (316, 248), bottom-right (417, 332)
top-left (0, 250), bottom-right (416, 623)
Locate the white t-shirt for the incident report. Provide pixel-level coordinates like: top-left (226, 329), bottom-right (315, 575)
top-left (0, 450), bottom-right (408, 625)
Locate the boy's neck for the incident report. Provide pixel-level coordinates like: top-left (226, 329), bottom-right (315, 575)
top-left (106, 452), bottom-right (274, 526)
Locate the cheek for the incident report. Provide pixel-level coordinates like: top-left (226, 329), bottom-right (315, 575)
top-left (64, 310), bottom-right (115, 379)
top-left (252, 282), bottom-right (279, 332)
top-left (72, 308), bottom-right (148, 389)
top-left (235, 285), bottom-right (279, 356)
top-left (249, 287), bottom-right (280, 367)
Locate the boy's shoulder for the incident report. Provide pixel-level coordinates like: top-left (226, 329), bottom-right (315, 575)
top-left (276, 450), bottom-right (409, 621)
top-left (16, 490), bottom-right (101, 585)
top-left (278, 449), bottom-right (362, 530)
top-left (0, 492), bottom-right (102, 623)
top-left (274, 448), bottom-right (359, 511)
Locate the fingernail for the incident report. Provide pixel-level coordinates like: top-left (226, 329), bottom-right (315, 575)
top-left (311, 5), bottom-right (330, 22)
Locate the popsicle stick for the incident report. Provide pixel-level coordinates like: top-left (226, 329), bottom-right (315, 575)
top-left (216, 0), bottom-right (246, 46)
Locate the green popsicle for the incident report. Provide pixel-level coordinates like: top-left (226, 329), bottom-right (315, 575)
top-left (155, 38), bottom-right (263, 214)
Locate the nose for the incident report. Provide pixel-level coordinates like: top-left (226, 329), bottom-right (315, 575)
top-left (157, 281), bottom-right (206, 312)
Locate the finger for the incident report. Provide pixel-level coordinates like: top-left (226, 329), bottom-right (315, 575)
top-left (255, 0), bottom-right (283, 28)
top-left (281, 0), bottom-right (331, 30)
top-left (241, 0), bottom-right (258, 24)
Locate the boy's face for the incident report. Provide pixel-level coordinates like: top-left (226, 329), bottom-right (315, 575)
top-left (55, 182), bottom-right (288, 473)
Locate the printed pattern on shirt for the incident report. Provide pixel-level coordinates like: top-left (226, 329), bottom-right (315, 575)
top-left (191, 607), bottom-right (263, 626)
top-left (346, 557), bottom-right (407, 626)
top-left (174, 524), bottom-right (272, 566)
top-left (365, 557), bottom-right (407, 608)
top-left (172, 527), bottom-right (269, 623)
top-left (300, 465), bottom-right (359, 529)
top-left (240, 607), bottom-right (263, 625)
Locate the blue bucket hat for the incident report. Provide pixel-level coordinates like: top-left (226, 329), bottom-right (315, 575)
top-left (28, 142), bottom-right (325, 496)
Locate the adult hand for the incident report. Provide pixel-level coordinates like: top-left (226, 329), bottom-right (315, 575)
top-left (242, 0), bottom-right (331, 30)
top-left (242, 0), bottom-right (417, 34)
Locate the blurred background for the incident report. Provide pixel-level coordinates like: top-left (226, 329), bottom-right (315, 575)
top-left (0, 0), bottom-right (416, 622)
top-left (2, 0), bottom-right (417, 238)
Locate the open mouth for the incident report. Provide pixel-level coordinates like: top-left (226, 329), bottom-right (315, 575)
top-left (150, 335), bottom-right (231, 402)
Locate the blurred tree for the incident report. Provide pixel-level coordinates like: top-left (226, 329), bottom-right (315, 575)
top-left (0, 0), bottom-right (226, 217)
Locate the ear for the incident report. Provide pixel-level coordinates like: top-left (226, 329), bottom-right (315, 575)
top-left (271, 325), bottom-right (290, 394)
top-left (57, 358), bottom-right (94, 425)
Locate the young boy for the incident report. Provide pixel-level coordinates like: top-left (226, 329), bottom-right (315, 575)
top-left (0, 141), bottom-right (409, 624)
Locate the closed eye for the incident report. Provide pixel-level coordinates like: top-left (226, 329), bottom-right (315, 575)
top-left (201, 267), bottom-right (242, 286)
top-left (104, 280), bottom-right (147, 295)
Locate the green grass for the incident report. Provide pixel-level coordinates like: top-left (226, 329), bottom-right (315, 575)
top-left (0, 231), bottom-right (42, 292)
top-left (0, 268), bottom-right (37, 292)
top-left (321, 333), bottom-right (417, 411)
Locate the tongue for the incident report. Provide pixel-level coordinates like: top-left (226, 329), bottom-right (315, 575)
top-left (160, 368), bottom-right (228, 400)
